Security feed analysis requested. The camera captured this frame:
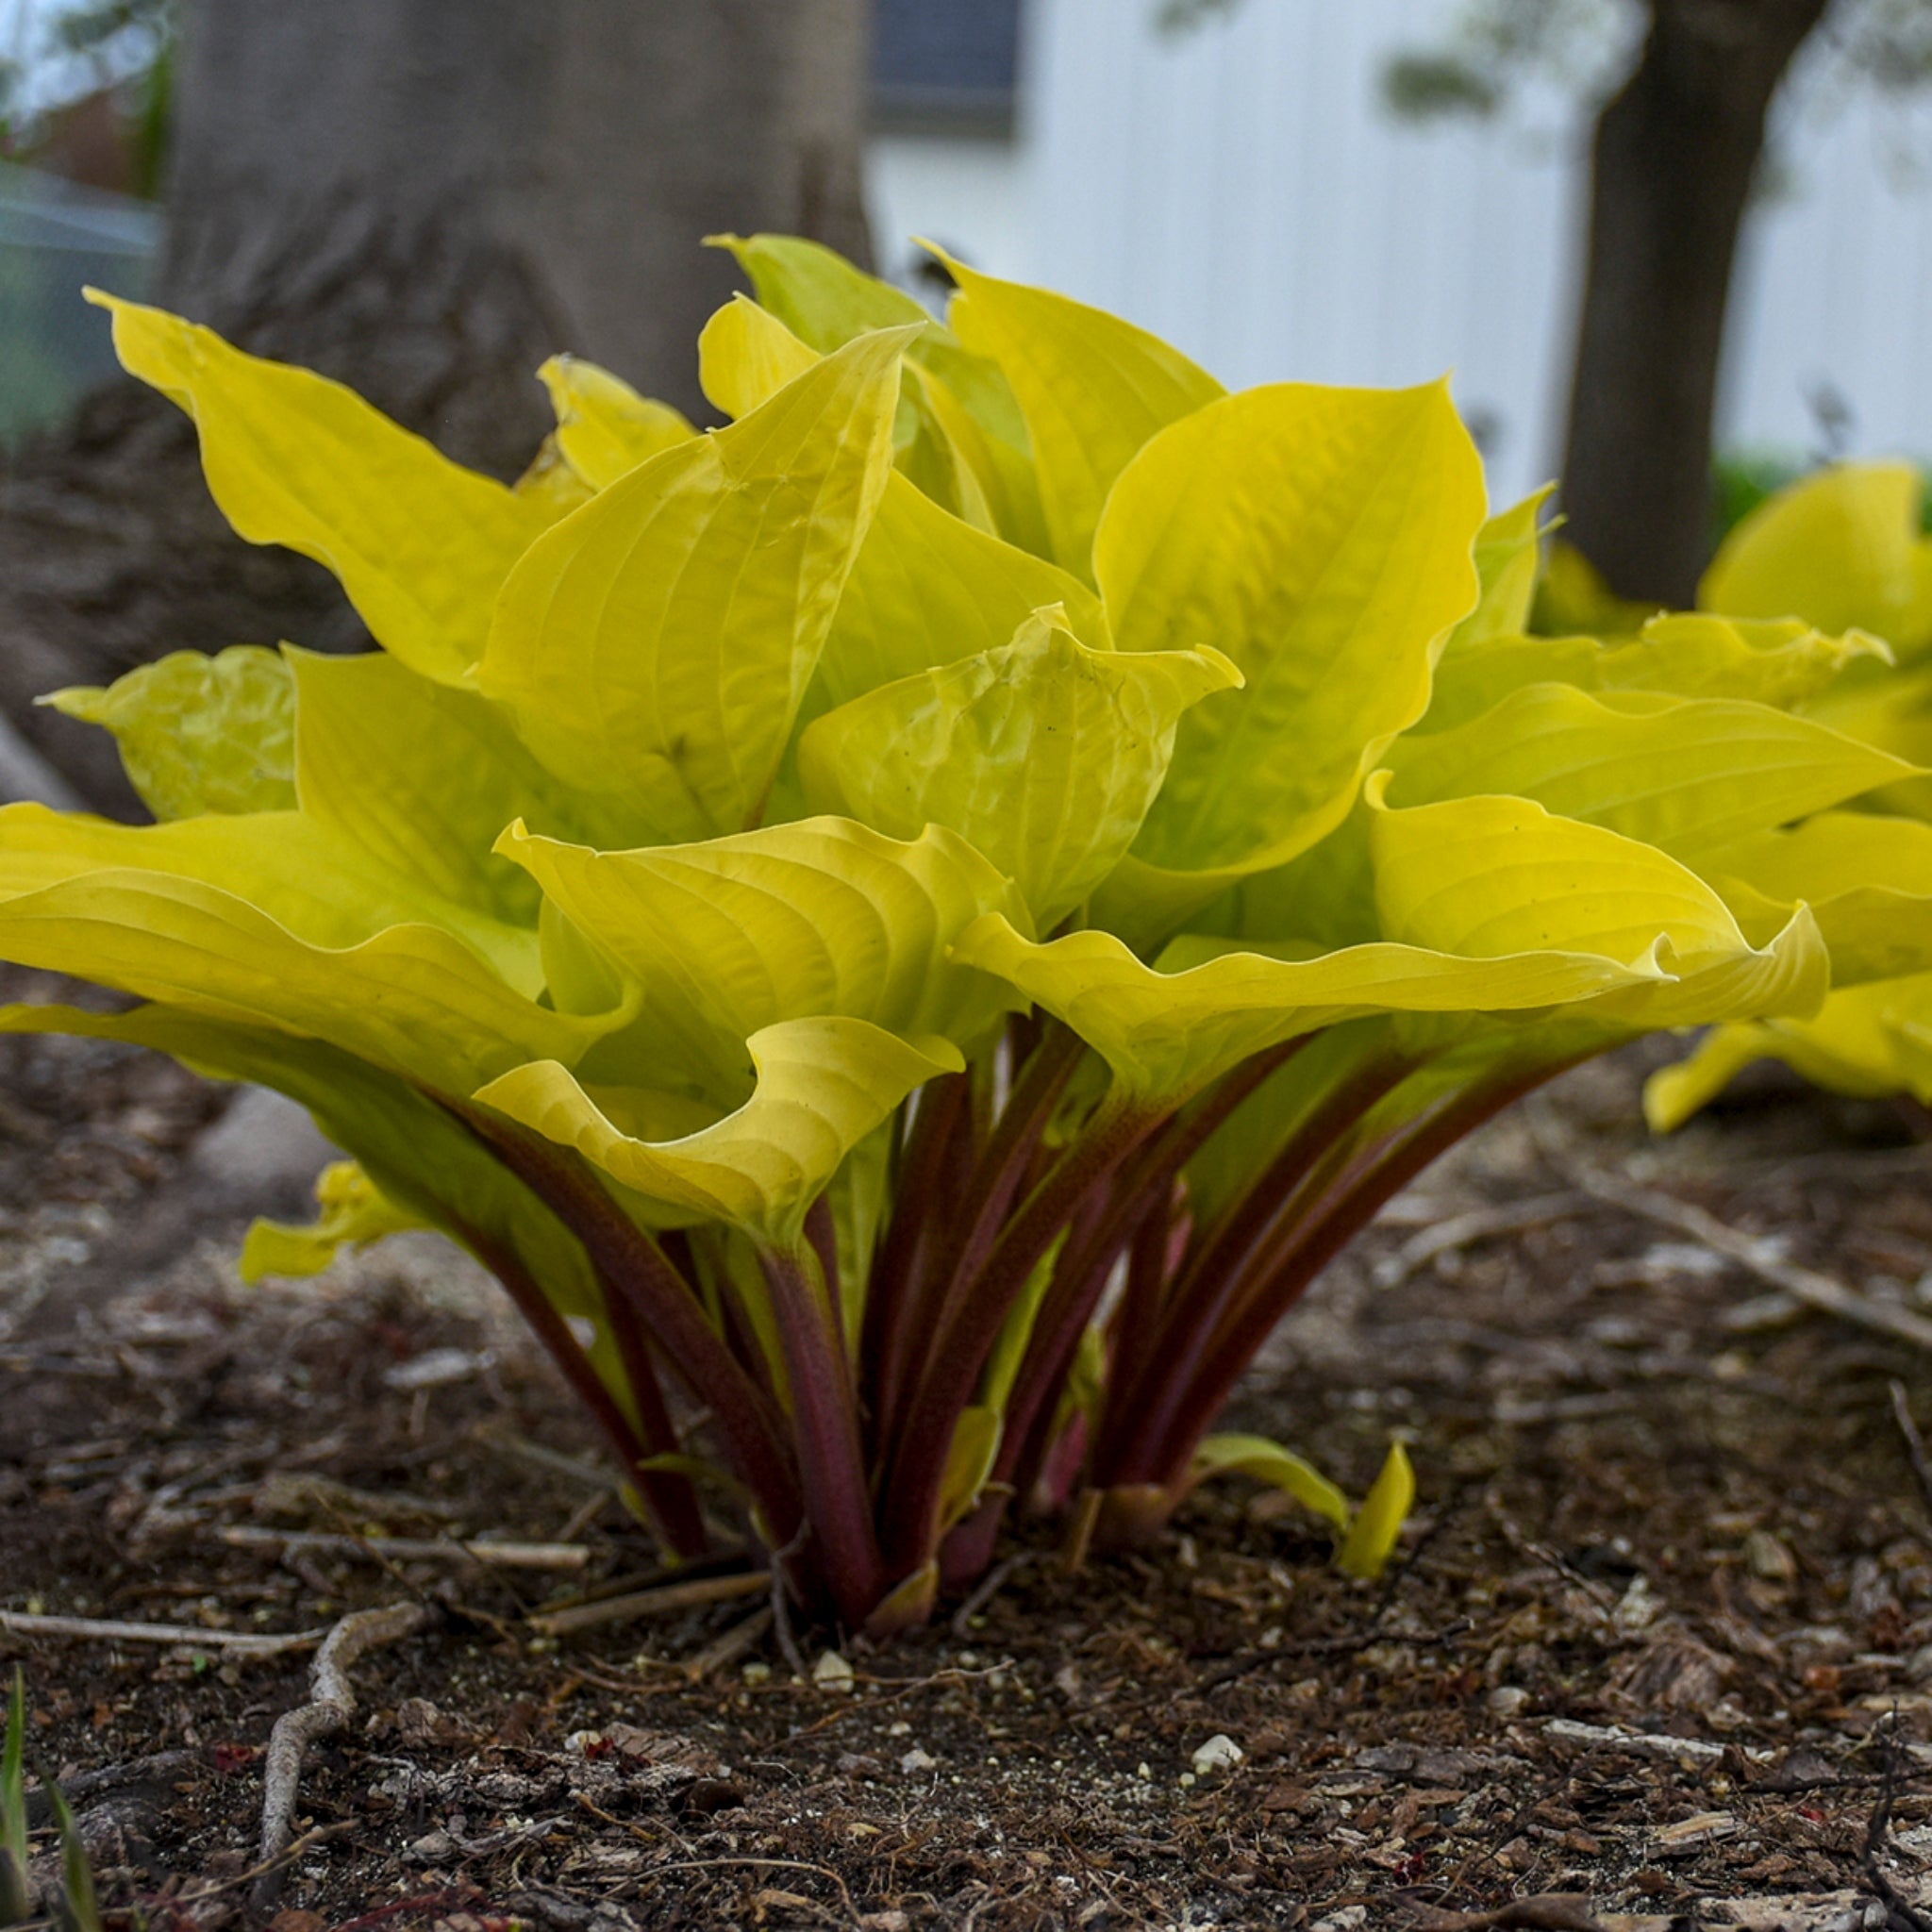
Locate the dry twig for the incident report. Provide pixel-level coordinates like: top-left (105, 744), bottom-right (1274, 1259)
top-left (1575, 1165), bottom-right (1932, 1353)
top-left (525, 1570), bottom-right (770, 1637)
top-left (1891, 1380), bottom-right (1932, 1522)
top-left (255, 1600), bottom-right (439, 1909)
top-left (0, 1610), bottom-right (325, 1655)
top-left (224, 1525), bottom-right (591, 1571)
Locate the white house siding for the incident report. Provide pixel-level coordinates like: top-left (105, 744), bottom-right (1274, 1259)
top-left (867, 0), bottom-right (1932, 508)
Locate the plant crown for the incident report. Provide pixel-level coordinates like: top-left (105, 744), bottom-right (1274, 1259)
top-left (4, 238), bottom-right (1907, 1633)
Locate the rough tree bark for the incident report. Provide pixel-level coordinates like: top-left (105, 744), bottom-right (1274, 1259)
top-left (0, 0), bottom-right (874, 811)
top-left (1558, 0), bottom-right (1829, 608)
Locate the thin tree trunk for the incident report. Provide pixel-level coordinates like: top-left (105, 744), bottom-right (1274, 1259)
top-left (1559, 0), bottom-right (1827, 608)
top-left (0, 0), bottom-right (874, 812)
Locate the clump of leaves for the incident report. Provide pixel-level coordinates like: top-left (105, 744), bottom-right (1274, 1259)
top-left (2, 1669), bottom-right (102, 1932)
top-left (1601, 460), bottom-right (1932, 1131)
top-left (2, 237), bottom-right (1898, 1634)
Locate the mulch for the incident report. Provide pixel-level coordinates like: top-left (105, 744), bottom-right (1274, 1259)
top-left (8, 1010), bottom-right (1932, 1931)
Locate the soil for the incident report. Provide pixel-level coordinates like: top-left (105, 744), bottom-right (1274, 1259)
top-left (8, 994), bottom-right (1932, 1931)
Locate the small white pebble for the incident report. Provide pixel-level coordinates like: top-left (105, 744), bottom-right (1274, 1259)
top-left (564, 1729), bottom-right (603, 1756)
top-left (1191, 1733), bottom-right (1243, 1775)
top-left (887, 1720), bottom-right (912, 1736)
top-left (1487, 1685), bottom-right (1530, 1717)
top-left (741, 1661), bottom-right (771, 1685)
top-left (956, 1650), bottom-right (981, 1668)
top-left (900, 1747), bottom-right (938, 1773)
top-left (812, 1650), bottom-right (855, 1690)
top-left (1179, 1771), bottom-right (1197, 1788)
top-left (1137, 1761), bottom-right (1153, 1780)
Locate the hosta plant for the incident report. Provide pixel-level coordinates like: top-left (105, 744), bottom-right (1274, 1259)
top-left (1530, 461), bottom-right (1932, 1133)
top-left (1, 238), bottom-right (1900, 1636)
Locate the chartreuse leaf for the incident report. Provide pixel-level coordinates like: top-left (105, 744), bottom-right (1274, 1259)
top-left (697, 293), bottom-right (823, 419)
top-left (1645, 975), bottom-right (1932, 1129)
top-left (938, 247), bottom-right (1224, 577)
top-left (87, 291), bottom-right (558, 684)
top-left (1337, 1441), bottom-right (1415, 1580)
top-left (936, 1404), bottom-right (1003, 1536)
top-left (1190, 1434), bottom-right (1349, 1530)
top-left (0, 808), bottom-right (629, 1093)
top-left (42, 646), bottom-right (295, 819)
top-left (1099, 378), bottom-right (1485, 904)
top-left (286, 648), bottom-right (636, 927)
top-left (1418, 633), bottom-right (1605, 735)
top-left (712, 231), bottom-right (933, 348)
top-left (1597, 613), bottom-right (1892, 706)
top-left (1369, 782), bottom-right (1830, 1031)
top-left (1701, 461), bottom-right (1932, 653)
top-left (1445, 486), bottom-right (1554, 651)
top-left (821, 473), bottom-right (1108, 711)
top-left (0, 1000), bottom-right (634, 1414)
top-left (538, 354), bottom-right (694, 490)
top-left (1699, 812), bottom-right (1932, 982)
top-left (799, 613), bottom-right (1240, 930)
top-left (478, 326), bottom-right (914, 841)
top-left (698, 289), bottom-right (997, 531)
top-left (476, 1018), bottom-right (961, 1247)
top-left (0, 801), bottom-right (541, 987)
top-left (47, 1780), bottom-right (100, 1932)
top-left (502, 817), bottom-right (1026, 1092)
top-left (241, 1159), bottom-right (424, 1281)
top-left (952, 915), bottom-right (1657, 1105)
top-left (1381, 684), bottom-right (1917, 868)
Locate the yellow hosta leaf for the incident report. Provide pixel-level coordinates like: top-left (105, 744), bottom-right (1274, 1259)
top-left (799, 614), bottom-right (1240, 930)
top-left (1645, 974), bottom-right (1932, 1129)
top-left (1337, 1441), bottom-right (1415, 1580)
top-left (241, 1159), bottom-right (424, 1281)
top-left (1190, 1433), bottom-right (1349, 1530)
top-left (475, 1017), bottom-right (961, 1246)
top-left (1701, 461), bottom-right (1932, 654)
top-left (1370, 782), bottom-right (1830, 1029)
top-left (43, 646), bottom-right (294, 820)
top-left (1598, 612), bottom-right (1891, 707)
top-left (939, 248), bottom-right (1224, 577)
top-left (0, 801), bottom-right (536, 985)
top-left (1418, 632), bottom-right (1605, 736)
top-left (478, 326), bottom-right (914, 841)
top-left (287, 648), bottom-right (634, 929)
top-left (1445, 486), bottom-right (1554, 652)
top-left (1700, 813), bottom-right (1932, 985)
top-left (951, 914), bottom-right (1657, 1103)
top-left (1101, 378), bottom-right (1486, 883)
top-left (88, 291), bottom-right (557, 684)
top-left (820, 473), bottom-right (1107, 709)
top-left (538, 355), bottom-right (695, 490)
top-left (1382, 684), bottom-right (1916, 868)
top-left (501, 816), bottom-right (1026, 1092)
top-left (697, 294), bottom-right (823, 420)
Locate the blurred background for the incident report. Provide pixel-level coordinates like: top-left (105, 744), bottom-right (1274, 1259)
top-left (2, 0), bottom-right (1930, 808)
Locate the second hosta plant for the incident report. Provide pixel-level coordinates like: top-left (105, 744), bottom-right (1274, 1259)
top-left (2, 238), bottom-right (1901, 1634)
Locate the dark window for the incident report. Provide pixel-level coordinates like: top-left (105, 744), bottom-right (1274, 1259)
top-left (872, 0), bottom-right (1023, 134)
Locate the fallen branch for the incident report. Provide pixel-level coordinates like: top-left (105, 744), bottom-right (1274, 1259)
top-left (0, 1611), bottom-right (325, 1655)
top-left (525, 1570), bottom-right (770, 1637)
top-left (1373, 1190), bottom-right (1591, 1289)
top-left (255, 1601), bottom-right (438, 1911)
top-left (1576, 1166), bottom-right (1932, 1353)
top-left (223, 1526), bottom-right (591, 1571)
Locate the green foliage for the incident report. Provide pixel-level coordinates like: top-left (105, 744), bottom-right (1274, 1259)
top-left (5, 241), bottom-right (1906, 1636)
top-left (2, 1670), bottom-right (102, 1932)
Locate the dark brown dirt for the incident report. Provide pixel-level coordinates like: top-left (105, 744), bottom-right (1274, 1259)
top-left (8, 1016), bottom-right (1932, 1931)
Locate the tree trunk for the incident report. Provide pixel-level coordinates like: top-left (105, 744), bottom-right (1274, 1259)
top-left (1559, 0), bottom-right (1827, 608)
top-left (0, 0), bottom-right (874, 812)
